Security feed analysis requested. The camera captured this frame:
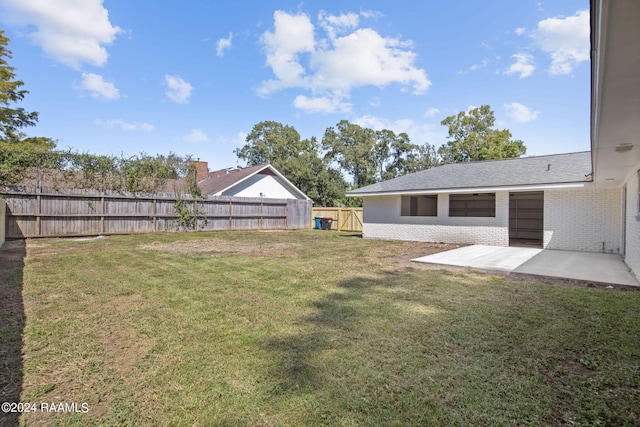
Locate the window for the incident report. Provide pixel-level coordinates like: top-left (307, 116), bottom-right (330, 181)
top-left (401, 195), bottom-right (437, 216)
top-left (449, 193), bottom-right (495, 217)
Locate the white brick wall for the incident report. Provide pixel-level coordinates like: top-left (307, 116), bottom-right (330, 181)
top-left (362, 192), bottom-right (509, 246)
top-left (362, 188), bottom-right (626, 255)
top-left (543, 188), bottom-right (623, 252)
top-left (624, 169), bottom-right (640, 277)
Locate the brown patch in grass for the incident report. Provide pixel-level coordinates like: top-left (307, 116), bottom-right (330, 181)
top-left (373, 241), bottom-right (463, 270)
top-left (139, 238), bottom-right (297, 257)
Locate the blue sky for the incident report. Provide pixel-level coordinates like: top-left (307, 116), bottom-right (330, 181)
top-left (0, 0), bottom-right (590, 171)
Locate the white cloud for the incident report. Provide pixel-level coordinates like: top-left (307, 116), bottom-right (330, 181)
top-left (78, 73), bottom-right (119, 100)
top-left (182, 129), bottom-right (208, 143)
top-left (318, 11), bottom-right (360, 39)
top-left (0, 0), bottom-right (122, 69)
top-left (514, 27), bottom-right (526, 36)
top-left (532, 9), bottom-right (589, 75)
top-left (258, 11), bottom-right (315, 95)
top-left (216, 131), bottom-right (247, 146)
top-left (95, 119), bottom-right (154, 131)
top-left (504, 102), bottom-right (539, 123)
top-left (360, 9), bottom-right (383, 20)
top-left (456, 58), bottom-right (491, 75)
top-left (504, 53), bottom-right (535, 79)
top-left (310, 28), bottom-right (429, 94)
top-left (258, 10), bottom-right (430, 112)
top-left (216, 32), bottom-right (233, 57)
top-left (424, 107), bottom-right (440, 118)
top-left (293, 95), bottom-right (351, 114)
top-left (469, 58), bottom-right (490, 71)
top-left (234, 131), bottom-right (247, 145)
top-left (164, 75), bottom-right (193, 104)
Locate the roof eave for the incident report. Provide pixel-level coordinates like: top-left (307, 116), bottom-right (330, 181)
top-left (347, 181), bottom-right (594, 197)
top-left (215, 164), bottom-right (311, 200)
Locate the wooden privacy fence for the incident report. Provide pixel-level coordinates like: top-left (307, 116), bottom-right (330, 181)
top-left (311, 207), bottom-right (363, 232)
top-left (1, 186), bottom-right (312, 239)
top-left (0, 196), bottom-right (5, 248)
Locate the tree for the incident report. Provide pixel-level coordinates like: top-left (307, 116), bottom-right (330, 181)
top-left (234, 121), bottom-right (311, 166)
top-left (407, 142), bottom-right (440, 172)
top-left (322, 120), bottom-right (377, 188)
top-left (383, 131), bottom-right (418, 179)
top-left (438, 105), bottom-right (526, 163)
top-left (0, 142), bottom-right (62, 185)
top-left (0, 30), bottom-right (54, 147)
top-left (281, 151), bottom-right (346, 207)
top-left (235, 121), bottom-right (348, 206)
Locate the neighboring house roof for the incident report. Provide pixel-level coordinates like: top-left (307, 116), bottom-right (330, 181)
top-left (198, 164), bottom-right (310, 200)
top-left (198, 164), bottom-right (266, 195)
top-left (348, 151), bottom-right (593, 197)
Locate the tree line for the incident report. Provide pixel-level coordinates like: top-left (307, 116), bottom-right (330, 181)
top-left (1, 29), bottom-right (526, 206)
top-left (234, 109), bottom-right (526, 206)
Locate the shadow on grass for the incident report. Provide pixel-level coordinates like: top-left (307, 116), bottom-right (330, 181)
top-left (337, 233), bottom-right (362, 238)
top-left (0, 239), bottom-right (26, 427)
top-left (264, 273), bottom-right (397, 396)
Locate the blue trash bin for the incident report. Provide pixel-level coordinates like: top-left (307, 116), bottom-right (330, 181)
top-left (314, 216), bottom-right (323, 229)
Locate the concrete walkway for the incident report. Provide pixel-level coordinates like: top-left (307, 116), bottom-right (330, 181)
top-left (412, 245), bottom-right (639, 287)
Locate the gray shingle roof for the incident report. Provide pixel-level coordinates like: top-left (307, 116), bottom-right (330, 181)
top-left (348, 151), bottom-right (592, 196)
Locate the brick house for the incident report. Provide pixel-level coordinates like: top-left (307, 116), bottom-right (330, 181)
top-left (348, 0), bottom-right (640, 278)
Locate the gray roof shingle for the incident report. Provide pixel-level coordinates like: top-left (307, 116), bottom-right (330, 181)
top-left (348, 151), bottom-right (592, 195)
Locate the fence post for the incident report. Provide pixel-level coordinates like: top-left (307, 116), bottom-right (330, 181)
top-left (101, 194), bottom-right (106, 234)
top-left (152, 196), bottom-right (157, 232)
top-left (0, 195), bottom-right (5, 249)
top-left (260, 199), bottom-right (263, 229)
top-left (35, 191), bottom-right (41, 237)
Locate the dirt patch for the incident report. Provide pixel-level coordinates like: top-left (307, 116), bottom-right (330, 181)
top-left (374, 241), bottom-right (463, 269)
top-left (508, 272), bottom-right (640, 291)
top-left (383, 242), bottom-right (464, 265)
top-left (139, 238), bottom-right (298, 257)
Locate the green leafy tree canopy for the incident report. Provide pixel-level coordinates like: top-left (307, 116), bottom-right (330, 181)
top-left (235, 120), bottom-right (347, 206)
top-left (438, 105), bottom-right (526, 163)
top-left (322, 120), bottom-right (377, 188)
top-left (0, 30), bottom-right (54, 148)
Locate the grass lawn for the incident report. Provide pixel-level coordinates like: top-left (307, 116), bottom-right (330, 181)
top-left (1, 230), bottom-right (639, 426)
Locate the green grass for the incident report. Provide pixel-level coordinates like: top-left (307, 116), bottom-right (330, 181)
top-left (2, 230), bottom-right (640, 426)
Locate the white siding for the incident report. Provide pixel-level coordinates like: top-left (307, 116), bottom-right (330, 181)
top-left (362, 188), bottom-right (627, 255)
top-left (543, 188), bottom-right (623, 252)
top-left (362, 192), bottom-right (509, 246)
top-left (624, 169), bottom-right (640, 277)
top-left (221, 174), bottom-right (301, 199)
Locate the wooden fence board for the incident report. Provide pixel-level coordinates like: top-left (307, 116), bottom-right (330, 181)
top-left (1, 186), bottom-right (313, 238)
top-left (0, 196), bottom-right (5, 248)
top-left (311, 207), bottom-right (363, 232)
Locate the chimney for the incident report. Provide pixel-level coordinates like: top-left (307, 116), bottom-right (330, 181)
top-left (189, 161), bottom-right (209, 181)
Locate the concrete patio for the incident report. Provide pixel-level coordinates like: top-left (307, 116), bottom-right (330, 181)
top-left (412, 245), bottom-right (639, 287)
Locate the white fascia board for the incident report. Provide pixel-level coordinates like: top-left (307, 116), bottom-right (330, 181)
top-left (347, 182), bottom-right (594, 197)
top-left (218, 164), bottom-right (310, 200)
